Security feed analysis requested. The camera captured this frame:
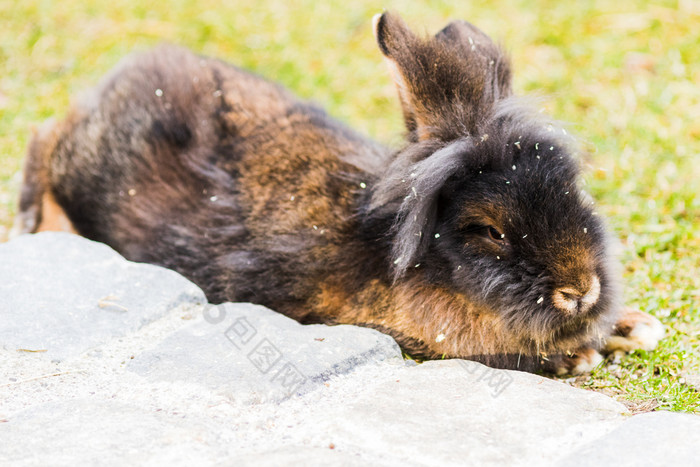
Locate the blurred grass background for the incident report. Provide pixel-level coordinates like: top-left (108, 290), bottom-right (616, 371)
top-left (0, 0), bottom-right (698, 412)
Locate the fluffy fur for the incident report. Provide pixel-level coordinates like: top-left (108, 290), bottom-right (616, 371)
top-left (16, 12), bottom-right (638, 373)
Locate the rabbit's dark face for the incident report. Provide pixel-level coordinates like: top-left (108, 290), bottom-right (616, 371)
top-left (370, 13), bottom-right (620, 353)
top-left (430, 135), bottom-right (617, 347)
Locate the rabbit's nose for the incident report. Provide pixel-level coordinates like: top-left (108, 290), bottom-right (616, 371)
top-left (552, 275), bottom-right (601, 315)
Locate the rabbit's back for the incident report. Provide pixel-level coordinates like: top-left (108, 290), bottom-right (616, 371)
top-left (45, 45), bottom-right (388, 307)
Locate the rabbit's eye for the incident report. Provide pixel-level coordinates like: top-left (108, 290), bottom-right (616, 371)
top-left (487, 226), bottom-right (505, 242)
top-left (463, 223), bottom-right (508, 248)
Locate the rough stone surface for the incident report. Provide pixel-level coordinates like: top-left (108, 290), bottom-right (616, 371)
top-left (0, 232), bottom-right (205, 361)
top-left (560, 411), bottom-right (700, 466)
top-left (128, 302), bottom-right (403, 402)
top-left (0, 400), bottom-right (229, 465)
top-left (1, 232), bottom-right (698, 466)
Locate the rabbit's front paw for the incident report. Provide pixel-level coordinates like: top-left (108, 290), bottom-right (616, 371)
top-left (552, 348), bottom-right (604, 376)
top-left (604, 308), bottom-right (665, 353)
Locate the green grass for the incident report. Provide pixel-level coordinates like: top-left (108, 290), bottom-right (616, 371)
top-left (1, 0), bottom-right (698, 412)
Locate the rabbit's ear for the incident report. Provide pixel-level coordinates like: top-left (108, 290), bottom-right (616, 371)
top-left (373, 12), bottom-right (512, 141)
top-left (373, 13), bottom-right (422, 138)
top-left (388, 138), bottom-right (474, 278)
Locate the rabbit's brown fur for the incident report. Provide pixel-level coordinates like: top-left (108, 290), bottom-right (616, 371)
top-left (15, 13), bottom-right (662, 373)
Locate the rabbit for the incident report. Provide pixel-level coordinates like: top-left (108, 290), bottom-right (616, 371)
top-left (14, 12), bottom-right (663, 374)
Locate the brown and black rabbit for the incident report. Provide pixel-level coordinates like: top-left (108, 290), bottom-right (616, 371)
top-left (14, 12), bottom-right (663, 374)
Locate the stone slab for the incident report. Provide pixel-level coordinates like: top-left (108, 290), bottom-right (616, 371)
top-left (560, 410), bottom-right (700, 466)
top-left (0, 233), bottom-right (205, 361)
top-left (127, 302), bottom-right (403, 402)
